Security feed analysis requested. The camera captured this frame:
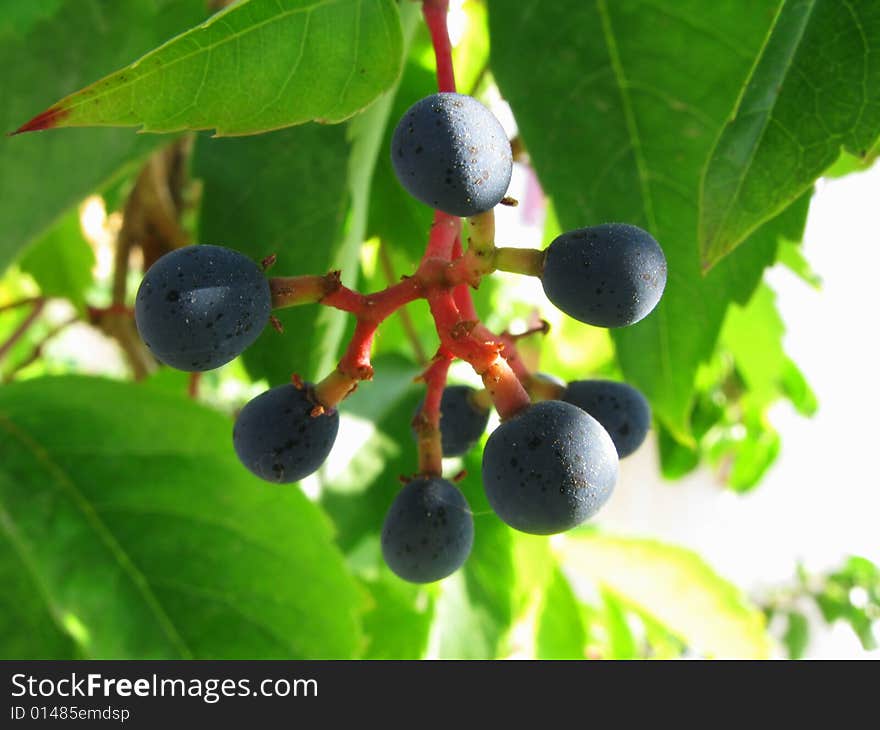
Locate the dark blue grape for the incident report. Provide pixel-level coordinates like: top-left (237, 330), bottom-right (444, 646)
top-left (233, 384), bottom-right (339, 484)
top-left (563, 380), bottom-right (651, 458)
top-left (541, 223), bottom-right (667, 328)
top-left (381, 477), bottom-right (474, 583)
top-left (482, 400), bottom-right (618, 535)
top-left (135, 244), bottom-right (270, 371)
top-left (391, 92), bottom-right (512, 217)
top-left (413, 385), bottom-right (491, 457)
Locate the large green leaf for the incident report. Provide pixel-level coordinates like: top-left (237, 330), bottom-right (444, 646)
top-left (0, 0), bottom-right (204, 273)
top-left (0, 376), bottom-right (362, 659)
top-left (561, 532), bottom-right (770, 658)
top-left (0, 526), bottom-right (78, 659)
top-left (361, 573), bottom-right (434, 659)
top-left (700, 0), bottom-right (880, 268)
top-left (193, 124), bottom-right (353, 384)
top-left (16, 0), bottom-right (404, 137)
top-left (489, 0), bottom-right (814, 439)
top-left (0, 0), bottom-right (63, 37)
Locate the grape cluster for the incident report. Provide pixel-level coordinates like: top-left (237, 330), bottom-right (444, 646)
top-left (133, 90), bottom-right (666, 586)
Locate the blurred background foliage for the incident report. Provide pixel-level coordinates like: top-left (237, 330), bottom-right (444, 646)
top-left (0, 0), bottom-right (878, 659)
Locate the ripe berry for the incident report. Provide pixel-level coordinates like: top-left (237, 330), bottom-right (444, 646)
top-left (563, 380), bottom-right (651, 458)
top-left (541, 223), bottom-right (667, 328)
top-left (135, 244), bottom-right (270, 371)
top-left (233, 384), bottom-right (339, 484)
top-left (381, 477), bottom-right (474, 583)
top-left (482, 400), bottom-right (618, 535)
top-left (391, 92), bottom-right (513, 217)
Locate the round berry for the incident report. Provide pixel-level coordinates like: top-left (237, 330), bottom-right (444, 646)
top-left (381, 477), bottom-right (474, 583)
top-left (482, 400), bottom-right (618, 535)
top-left (541, 223), bottom-right (667, 328)
top-left (391, 92), bottom-right (512, 217)
top-left (233, 384), bottom-right (339, 484)
top-left (135, 244), bottom-right (270, 371)
top-left (563, 380), bottom-right (651, 458)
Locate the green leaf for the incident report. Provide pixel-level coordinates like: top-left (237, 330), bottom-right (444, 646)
top-left (535, 567), bottom-right (587, 659)
top-left (722, 284), bottom-right (813, 407)
top-left (782, 611), bottom-right (809, 659)
top-left (489, 0), bottom-right (809, 439)
top-left (0, 0), bottom-right (64, 37)
top-left (601, 590), bottom-right (639, 659)
top-left (0, 0), bottom-right (205, 273)
top-left (776, 237), bottom-right (822, 289)
top-left (723, 405), bottom-right (782, 491)
top-left (17, 0), bottom-right (404, 137)
top-left (19, 207), bottom-right (96, 312)
top-left (0, 376), bottom-right (362, 659)
top-left (560, 532), bottom-right (771, 658)
top-left (361, 573), bottom-right (434, 659)
top-left (815, 556), bottom-right (880, 650)
top-left (657, 422), bottom-right (700, 480)
top-left (699, 0), bottom-right (880, 268)
top-left (0, 526), bottom-right (78, 659)
top-left (193, 124), bottom-right (353, 384)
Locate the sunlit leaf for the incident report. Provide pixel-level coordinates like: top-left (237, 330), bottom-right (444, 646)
top-left (535, 567), bottom-right (587, 659)
top-left (16, 0), bottom-right (405, 136)
top-left (561, 532), bottom-right (771, 658)
top-left (0, 377), bottom-right (362, 658)
top-left (700, 0), bottom-right (880, 267)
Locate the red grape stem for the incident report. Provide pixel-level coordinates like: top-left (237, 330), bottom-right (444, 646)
top-left (288, 1), bottom-right (532, 427)
top-left (422, 0), bottom-right (456, 93)
top-left (412, 351), bottom-right (453, 476)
